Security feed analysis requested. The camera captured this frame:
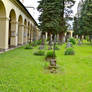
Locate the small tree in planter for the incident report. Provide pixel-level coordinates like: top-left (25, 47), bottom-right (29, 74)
top-left (45, 35), bottom-right (57, 72)
top-left (65, 47), bottom-right (75, 55)
top-left (45, 51), bottom-right (56, 61)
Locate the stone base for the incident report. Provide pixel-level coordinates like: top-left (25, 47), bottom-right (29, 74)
top-left (50, 59), bottom-right (56, 66)
top-left (49, 65), bottom-right (57, 73)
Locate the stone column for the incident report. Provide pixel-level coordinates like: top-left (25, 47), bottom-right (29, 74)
top-left (10, 21), bottom-right (18, 47)
top-left (31, 26), bottom-right (33, 42)
top-left (0, 17), bottom-right (9, 50)
top-left (45, 32), bottom-right (48, 40)
top-left (18, 24), bottom-right (24, 45)
top-left (70, 31), bottom-right (73, 38)
top-left (76, 35), bottom-right (78, 39)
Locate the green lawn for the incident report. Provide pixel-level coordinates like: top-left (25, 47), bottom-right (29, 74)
top-left (0, 43), bottom-right (92, 92)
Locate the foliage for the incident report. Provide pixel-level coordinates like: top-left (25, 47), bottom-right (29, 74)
top-left (65, 47), bottom-right (75, 55)
top-left (55, 45), bottom-right (60, 50)
top-left (38, 0), bottom-right (75, 36)
top-left (25, 44), bottom-right (33, 49)
top-left (73, 0), bottom-right (92, 39)
top-left (37, 40), bottom-right (42, 45)
top-left (69, 37), bottom-right (76, 45)
top-left (45, 51), bottom-right (56, 58)
top-left (31, 40), bottom-right (42, 46)
top-left (34, 50), bottom-right (45, 56)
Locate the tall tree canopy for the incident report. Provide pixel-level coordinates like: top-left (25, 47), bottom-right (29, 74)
top-left (73, 0), bottom-right (92, 38)
top-left (38, 0), bottom-right (75, 37)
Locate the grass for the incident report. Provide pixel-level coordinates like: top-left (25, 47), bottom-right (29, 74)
top-left (0, 43), bottom-right (92, 92)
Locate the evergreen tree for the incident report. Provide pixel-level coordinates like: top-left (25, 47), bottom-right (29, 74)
top-left (38, 0), bottom-right (75, 41)
top-left (74, 0), bottom-right (92, 41)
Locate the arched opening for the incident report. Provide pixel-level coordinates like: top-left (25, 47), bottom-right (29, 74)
top-left (24, 19), bottom-right (27, 43)
top-left (0, 1), bottom-right (6, 50)
top-left (8, 9), bottom-right (16, 48)
top-left (28, 22), bottom-right (30, 42)
top-left (0, 1), bottom-right (6, 16)
top-left (18, 15), bottom-right (23, 45)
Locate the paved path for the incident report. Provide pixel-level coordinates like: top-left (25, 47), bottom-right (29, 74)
top-left (0, 45), bottom-right (23, 54)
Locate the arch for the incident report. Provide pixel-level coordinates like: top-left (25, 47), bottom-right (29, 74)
top-left (24, 19), bottom-right (27, 26)
top-left (8, 9), bottom-right (16, 48)
top-left (0, 1), bottom-right (7, 49)
top-left (9, 9), bottom-right (16, 22)
top-left (28, 22), bottom-right (30, 42)
top-left (18, 15), bottom-right (23, 25)
top-left (0, 1), bottom-right (6, 16)
top-left (18, 15), bottom-right (23, 45)
top-left (23, 19), bottom-right (27, 43)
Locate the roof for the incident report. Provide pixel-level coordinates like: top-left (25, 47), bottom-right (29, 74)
top-left (16, 0), bottom-right (38, 26)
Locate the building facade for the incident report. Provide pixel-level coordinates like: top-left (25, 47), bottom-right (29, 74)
top-left (0, 0), bottom-right (40, 50)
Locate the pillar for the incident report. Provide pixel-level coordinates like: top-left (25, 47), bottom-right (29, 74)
top-left (45, 32), bottom-right (48, 40)
top-left (0, 17), bottom-right (9, 50)
top-left (31, 26), bottom-right (33, 42)
top-left (70, 31), bottom-right (73, 38)
top-left (18, 24), bottom-right (24, 45)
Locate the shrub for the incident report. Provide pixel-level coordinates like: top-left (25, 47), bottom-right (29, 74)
top-left (55, 45), bottom-right (60, 50)
top-left (45, 51), bottom-right (56, 59)
top-left (69, 38), bottom-right (76, 45)
top-left (25, 45), bottom-right (33, 49)
top-left (37, 40), bottom-right (42, 45)
top-left (34, 50), bottom-right (45, 56)
top-left (31, 40), bottom-right (42, 46)
top-left (31, 41), bottom-right (38, 46)
top-left (65, 48), bottom-right (75, 55)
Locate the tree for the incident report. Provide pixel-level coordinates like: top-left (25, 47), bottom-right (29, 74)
top-left (74, 0), bottom-right (92, 41)
top-left (38, 0), bottom-right (75, 42)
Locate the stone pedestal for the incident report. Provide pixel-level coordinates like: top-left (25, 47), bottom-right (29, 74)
top-left (49, 59), bottom-right (57, 73)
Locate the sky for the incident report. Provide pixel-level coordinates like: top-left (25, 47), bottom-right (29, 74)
top-left (20, 0), bottom-right (81, 23)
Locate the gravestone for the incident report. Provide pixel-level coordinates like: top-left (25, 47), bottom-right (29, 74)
top-left (48, 38), bottom-right (53, 50)
top-left (39, 35), bottom-right (45, 50)
top-left (78, 39), bottom-right (82, 46)
top-left (66, 42), bottom-right (72, 48)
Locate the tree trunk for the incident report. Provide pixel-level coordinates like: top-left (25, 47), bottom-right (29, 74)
top-left (59, 32), bottom-right (65, 44)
